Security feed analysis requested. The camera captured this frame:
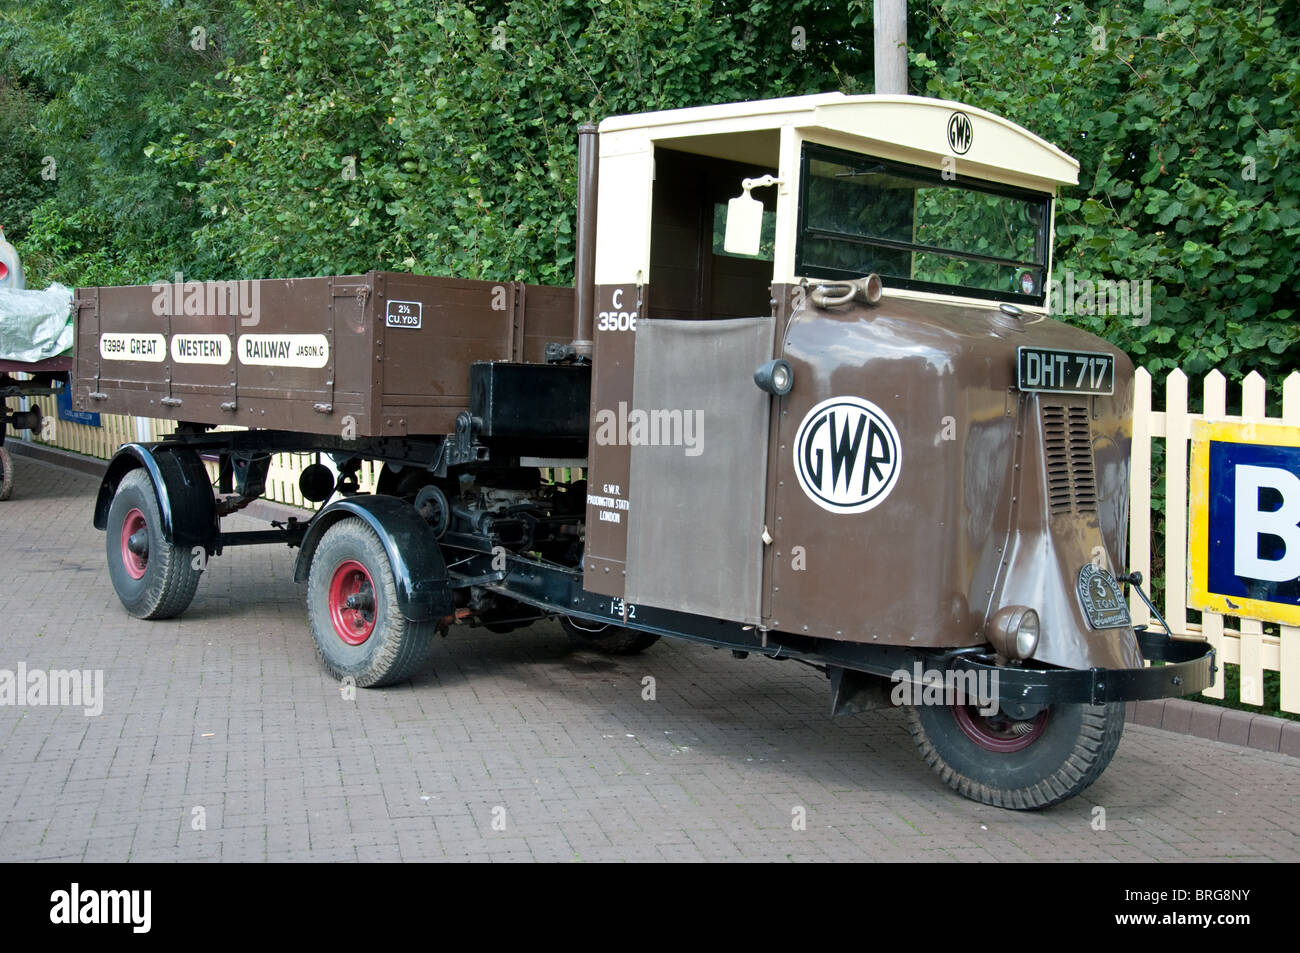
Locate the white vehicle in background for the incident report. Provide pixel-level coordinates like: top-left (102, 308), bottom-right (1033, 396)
top-left (1, 224), bottom-right (73, 500)
top-left (0, 225), bottom-right (24, 291)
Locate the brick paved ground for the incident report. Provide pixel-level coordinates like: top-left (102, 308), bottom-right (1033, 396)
top-left (0, 454), bottom-right (1297, 862)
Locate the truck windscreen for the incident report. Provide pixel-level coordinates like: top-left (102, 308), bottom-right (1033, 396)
top-left (795, 143), bottom-right (1050, 305)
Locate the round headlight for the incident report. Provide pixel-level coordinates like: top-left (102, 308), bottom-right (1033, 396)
top-left (986, 605), bottom-right (1040, 660)
top-left (1015, 609), bottom-right (1040, 659)
top-left (754, 358), bottom-right (794, 396)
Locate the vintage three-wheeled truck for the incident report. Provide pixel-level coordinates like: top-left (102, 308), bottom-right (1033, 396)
top-left (70, 93), bottom-right (1215, 809)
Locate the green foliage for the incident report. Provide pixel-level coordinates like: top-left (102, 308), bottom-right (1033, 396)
top-left (914, 0), bottom-right (1300, 381)
top-left (18, 198), bottom-right (185, 288)
top-left (3, 0), bottom-right (879, 284)
top-left (2, 0), bottom-right (1296, 387)
top-left (0, 77), bottom-right (48, 242)
top-left (161, 0), bottom-right (875, 283)
top-left (0, 0), bottom-right (237, 284)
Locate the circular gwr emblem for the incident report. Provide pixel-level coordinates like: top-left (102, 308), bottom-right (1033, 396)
top-left (793, 396), bottom-right (901, 514)
top-left (947, 111), bottom-right (973, 155)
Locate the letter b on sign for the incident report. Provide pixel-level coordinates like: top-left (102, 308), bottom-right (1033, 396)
top-left (1234, 464), bottom-right (1300, 582)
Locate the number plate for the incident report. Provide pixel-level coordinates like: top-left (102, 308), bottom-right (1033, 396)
top-left (1017, 347), bottom-right (1115, 396)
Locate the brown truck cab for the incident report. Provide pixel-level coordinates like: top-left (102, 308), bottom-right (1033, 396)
top-left (83, 94), bottom-right (1215, 809)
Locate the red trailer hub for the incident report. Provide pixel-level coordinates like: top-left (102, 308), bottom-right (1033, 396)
top-left (120, 508), bottom-right (149, 579)
top-left (328, 560), bottom-right (376, 645)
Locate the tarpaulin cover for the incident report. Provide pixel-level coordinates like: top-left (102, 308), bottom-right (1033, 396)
top-left (0, 283), bottom-right (74, 364)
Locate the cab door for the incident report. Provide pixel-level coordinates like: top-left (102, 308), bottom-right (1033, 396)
top-left (615, 148), bottom-right (779, 624)
top-left (622, 314), bottom-right (775, 624)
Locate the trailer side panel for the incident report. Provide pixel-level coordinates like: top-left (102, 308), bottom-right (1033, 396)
top-left (73, 273), bottom-right (575, 437)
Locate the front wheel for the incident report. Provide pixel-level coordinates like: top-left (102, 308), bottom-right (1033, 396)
top-left (105, 468), bottom-right (202, 619)
top-left (306, 518), bottom-right (436, 687)
top-left (907, 700), bottom-right (1125, 810)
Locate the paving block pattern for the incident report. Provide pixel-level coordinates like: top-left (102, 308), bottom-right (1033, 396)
top-left (1, 455), bottom-right (1298, 862)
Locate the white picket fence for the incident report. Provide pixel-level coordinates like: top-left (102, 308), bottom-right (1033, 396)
top-left (1130, 367), bottom-right (1300, 713)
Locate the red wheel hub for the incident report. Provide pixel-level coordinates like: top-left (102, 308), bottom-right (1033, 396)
top-left (120, 508), bottom-right (149, 580)
top-left (328, 560), bottom-right (376, 645)
top-left (953, 704), bottom-right (1049, 753)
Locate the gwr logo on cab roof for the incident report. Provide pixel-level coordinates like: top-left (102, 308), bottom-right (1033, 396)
top-left (793, 396), bottom-right (901, 514)
top-left (947, 111), bottom-right (973, 155)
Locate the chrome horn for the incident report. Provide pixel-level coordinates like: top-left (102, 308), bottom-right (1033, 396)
top-left (810, 274), bottom-right (883, 308)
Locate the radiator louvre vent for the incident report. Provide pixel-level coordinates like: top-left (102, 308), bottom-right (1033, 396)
top-left (1042, 404), bottom-right (1097, 515)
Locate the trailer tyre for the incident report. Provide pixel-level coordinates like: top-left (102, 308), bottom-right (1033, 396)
top-left (0, 446), bottom-right (12, 501)
top-left (561, 616), bottom-right (660, 656)
top-left (306, 518), bottom-right (435, 687)
top-left (907, 700), bottom-right (1125, 810)
top-left (105, 468), bottom-right (202, 619)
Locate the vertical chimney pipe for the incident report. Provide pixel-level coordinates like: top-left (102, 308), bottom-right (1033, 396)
top-left (571, 122), bottom-right (599, 358)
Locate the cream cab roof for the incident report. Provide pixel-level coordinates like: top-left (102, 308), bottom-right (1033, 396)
top-left (593, 92), bottom-right (1076, 295)
top-left (599, 91), bottom-right (1079, 192)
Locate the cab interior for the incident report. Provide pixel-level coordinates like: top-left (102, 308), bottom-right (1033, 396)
top-left (647, 145), bottom-right (778, 320)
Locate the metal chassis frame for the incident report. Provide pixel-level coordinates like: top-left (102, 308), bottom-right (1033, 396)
top-left (447, 544), bottom-right (1217, 708)
top-left (104, 434), bottom-right (1217, 709)
top-left (1, 371), bottom-right (69, 445)
top-left (157, 428), bottom-right (460, 473)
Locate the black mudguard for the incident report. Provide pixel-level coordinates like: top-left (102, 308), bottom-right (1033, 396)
top-left (293, 495), bottom-right (454, 622)
top-left (94, 443), bottom-right (217, 551)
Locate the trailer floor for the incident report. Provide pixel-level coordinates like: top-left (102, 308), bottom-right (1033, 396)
top-left (0, 454), bottom-right (1297, 863)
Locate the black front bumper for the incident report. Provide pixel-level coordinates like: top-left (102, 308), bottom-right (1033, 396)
top-left (948, 630), bottom-right (1217, 707)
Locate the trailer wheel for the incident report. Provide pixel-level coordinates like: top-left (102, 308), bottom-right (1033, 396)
top-left (907, 700), bottom-right (1125, 810)
top-left (306, 518), bottom-right (435, 687)
top-left (0, 446), bottom-right (12, 501)
top-left (105, 468), bottom-right (202, 619)
top-left (561, 616), bottom-right (660, 656)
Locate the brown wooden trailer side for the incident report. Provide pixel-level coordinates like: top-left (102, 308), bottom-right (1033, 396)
top-left (72, 272), bottom-right (574, 438)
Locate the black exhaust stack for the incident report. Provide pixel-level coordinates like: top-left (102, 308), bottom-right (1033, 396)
top-left (569, 122), bottom-right (599, 361)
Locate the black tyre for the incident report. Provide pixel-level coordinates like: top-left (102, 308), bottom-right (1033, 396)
top-left (105, 468), bottom-right (203, 619)
top-left (561, 615), bottom-right (660, 656)
top-left (306, 518), bottom-right (436, 687)
top-left (0, 446), bottom-right (12, 501)
top-left (907, 700), bottom-right (1125, 810)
